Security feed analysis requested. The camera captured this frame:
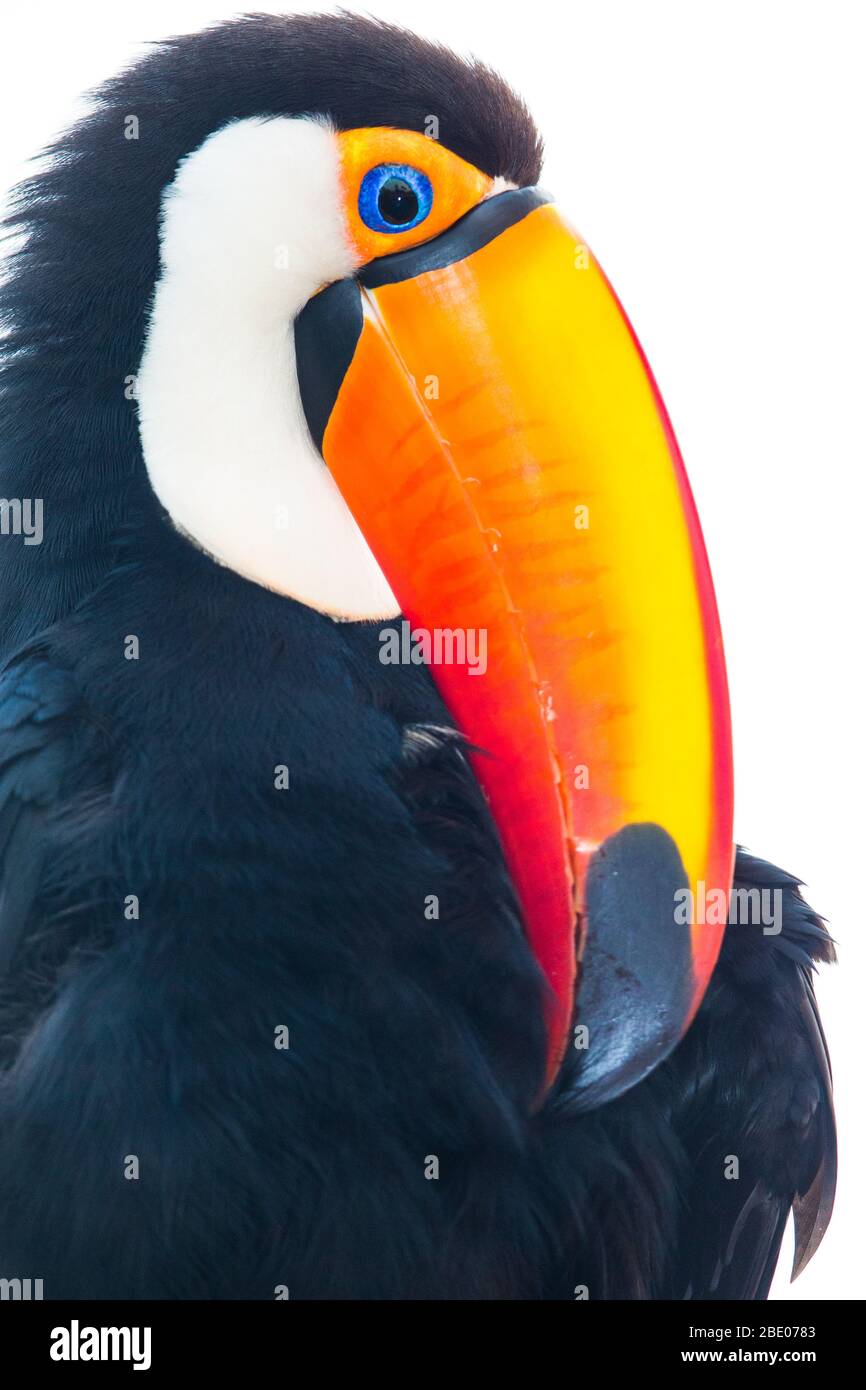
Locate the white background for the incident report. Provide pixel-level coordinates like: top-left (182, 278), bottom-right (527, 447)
top-left (1, 0), bottom-right (862, 1299)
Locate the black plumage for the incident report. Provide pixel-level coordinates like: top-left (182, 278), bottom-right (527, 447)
top-left (0, 13), bottom-right (834, 1299)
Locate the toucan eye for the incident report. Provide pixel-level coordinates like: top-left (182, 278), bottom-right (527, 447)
top-left (358, 164), bottom-right (433, 234)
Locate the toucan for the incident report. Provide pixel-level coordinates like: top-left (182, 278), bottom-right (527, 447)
top-left (0, 13), bottom-right (835, 1299)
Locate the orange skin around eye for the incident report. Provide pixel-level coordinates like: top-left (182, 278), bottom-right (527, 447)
top-left (337, 127), bottom-right (493, 263)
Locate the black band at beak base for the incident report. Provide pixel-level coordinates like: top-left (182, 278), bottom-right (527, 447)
top-left (294, 278), bottom-right (363, 455)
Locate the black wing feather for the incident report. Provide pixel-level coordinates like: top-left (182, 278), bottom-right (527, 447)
top-left (0, 650), bottom-right (77, 977)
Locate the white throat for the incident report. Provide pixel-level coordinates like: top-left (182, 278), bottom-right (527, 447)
top-left (136, 116), bottom-right (399, 619)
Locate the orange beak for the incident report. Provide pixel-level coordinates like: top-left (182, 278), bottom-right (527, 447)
top-left (296, 188), bottom-right (734, 1099)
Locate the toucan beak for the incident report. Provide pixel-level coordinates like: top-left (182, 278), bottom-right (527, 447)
top-left (296, 188), bottom-right (734, 1097)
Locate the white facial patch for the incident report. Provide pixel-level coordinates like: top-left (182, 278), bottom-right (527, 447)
top-left (136, 116), bottom-right (400, 619)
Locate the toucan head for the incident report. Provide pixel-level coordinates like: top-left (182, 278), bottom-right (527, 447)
top-left (19, 14), bottom-right (735, 1099)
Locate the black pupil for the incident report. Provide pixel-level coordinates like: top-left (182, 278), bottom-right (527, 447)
top-left (378, 176), bottom-right (419, 226)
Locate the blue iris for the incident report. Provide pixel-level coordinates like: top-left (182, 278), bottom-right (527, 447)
top-left (358, 164), bottom-right (434, 233)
